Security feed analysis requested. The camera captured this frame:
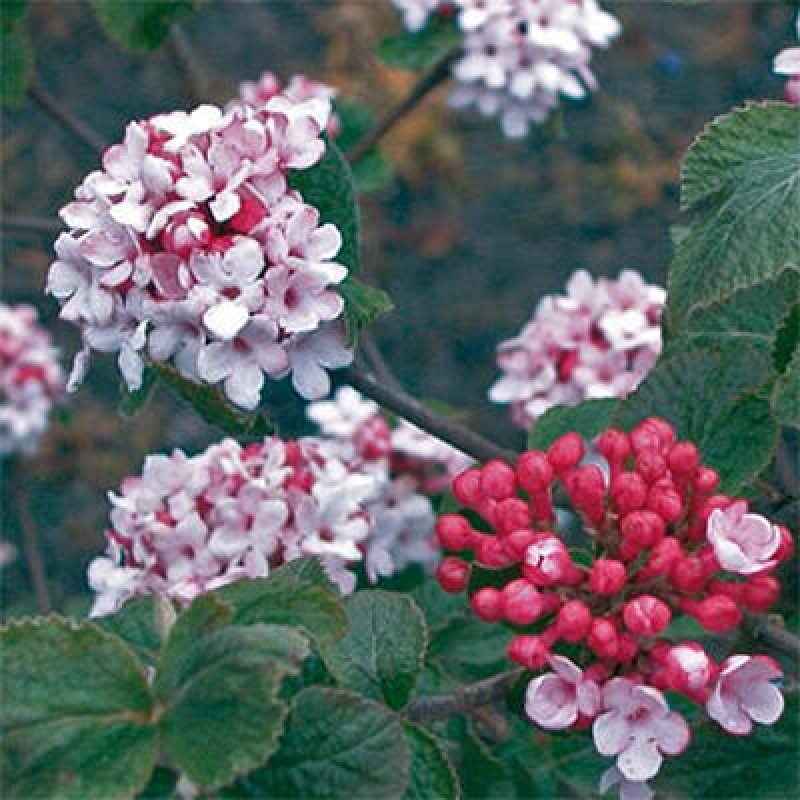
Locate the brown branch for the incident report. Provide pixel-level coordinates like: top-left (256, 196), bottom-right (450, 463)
top-left (0, 215), bottom-right (61, 235)
top-left (29, 80), bottom-right (106, 155)
top-left (407, 669), bottom-right (523, 722)
top-left (344, 364), bottom-right (514, 464)
top-left (359, 330), bottom-right (405, 394)
top-left (346, 48), bottom-right (459, 164)
top-left (744, 612), bottom-right (800, 661)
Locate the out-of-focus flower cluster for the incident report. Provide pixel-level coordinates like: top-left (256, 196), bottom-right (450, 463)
top-left (0, 304), bottom-right (65, 457)
top-left (490, 271), bottom-right (664, 430)
top-left (390, 0), bottom-right (620, 137)
top-left (235, 71), bottom-right (341, 137)
top-left (48, 87), bottom-right (352, 411)
top-left (308, 387), bottom-right (472, 580)
top-left (89, 435), bottom-right (378, 615)
top-left (434, 418), bottom-right (792, 798)
top-left (774, 14), bottom-right (800, 105)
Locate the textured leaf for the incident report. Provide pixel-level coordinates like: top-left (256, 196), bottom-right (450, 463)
top-left (216, 571), bottom-right (347, 644)
top-left (0, 26), bottom-right (32, 107)
top-left (773, 302), bottom-right (799, 374)
top-left (616, 344), bottom-right (778, 492)
top-left (427, 615), bottom-right (512, 683)
top-left (340, 278), bottom-right (393, 344)
top-left (658, 693), bottom-right (799, 798)
top-left (241, 687), bottom-right (410, 799)
top-left (528, 398), bottom-right (619, 449)
top-left (379, 19), bottom-right (460, 71)
top-left (666, 270), bottom-right (799, 360)
top-left (89, 0), bottom-right (201, 52)
top-left (95, 595), bottom-right (161, 663)
top-left (290, 138), bottom-right (360, 275)
top-left (322, 591), bottom-right (427, 709)
top-left (669, 103), bottom-right (800, 320)
top-left (277, 555), bottom-right (338, 590)
top-left (157, 622), bottom-right (309, 788)
top-left (0, 618), bottom-right (157, 800)
top-left (335, 99), bottom-right (393, 194)
top-left (153, 362), bottom-right (273, 438)
top-left (403, 723), bottom-right (459, 800)
top-left (773, 345), bottom-right (800, 429)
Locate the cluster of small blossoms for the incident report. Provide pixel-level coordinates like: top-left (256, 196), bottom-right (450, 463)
top-left (88, 435), bottom-right (383, 616)
top-left (774, 14), bottom-right (800, 105)
top-left (390, 0), bottom-right (620, 138)
top-left (434, 418), bottom-right (792, 797)
top-left (490, 271), bottom-right (664, 430)
top-left (0, 304), bottom-right (65, 456)
top-left (308, 387), bottom-right (472, 579)
top-left (47, 89), bottom-right (352, 411)
top-left (234, 71), bottom-right (341, 137)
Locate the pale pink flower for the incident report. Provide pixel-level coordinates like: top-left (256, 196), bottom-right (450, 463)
top-left (599, 767), bottom-right (653, 800)
top-left (706, 501), bottom-right (781, 575)
top-left (0, 304), bottom-right (66, 456)
top-left (525, 654), bottom-right (602, 729)
top-left (48, 88), bottom-right (350, 411)
top-left (390, 0), bottom-right (443, 32)
top-left (774, 15), bottom-right (800, 105)
top-left (593, 678), bottom-right (690, 782)
top-left (490, 271), bottom-right (664, 429)
top-left (706, 655), bottom-right (784, 736)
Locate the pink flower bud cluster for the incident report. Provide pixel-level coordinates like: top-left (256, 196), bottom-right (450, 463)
top-left (490, 271), bottom-right (665, 430)
top-left (47, 90), bottom-right (352, 411)
top-left (235, 71), bottom-right (341, 137)
top-left (0, 304), bottom-right (65, 456)
top-left (390, 0), bottom-right (620, 138)
top-left (774, 14), bottom-right (800, 105)
top-left (308, 387), bottom-right (472, 579)
top-left (434, 418), bottom-right (792, 794)
top-left (88, 435), bottom-right (384, 616)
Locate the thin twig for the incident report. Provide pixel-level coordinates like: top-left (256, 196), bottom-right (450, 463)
top-left (167, 25), bottom-right (206, 106)
top-left (407, 669), bottom-right (523, 722)
top-left (0, 215), bottom-right (61, 235)
top-left (29, 80), bottom-right (106, 155)
top-left (344, 364), bottom-right (514, 464)
top-left (346, 48), bottom-right (459, 163)
top-left (15, 464), bottom-right (52, 614)
top-left (359, 330), bottom-right (405, 393)
top-left (744, 612), bottom-right (800, 661)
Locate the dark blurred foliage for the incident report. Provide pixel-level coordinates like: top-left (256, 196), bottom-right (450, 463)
top-left (1, 0), bottom-right (796, 613)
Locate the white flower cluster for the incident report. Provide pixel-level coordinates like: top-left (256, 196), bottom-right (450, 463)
top-left (88, 435), bottom-right (380, 615)
top-left (0, 304), bottom-right (65, 456)
top-left (308, 387), bottom-right (472, 580)
top-left (47, 90), bottom-right (352, 411)
top-left (490, 270), bottom-right (664, 429)
top-left (391, 0), bottom-right (621, 137)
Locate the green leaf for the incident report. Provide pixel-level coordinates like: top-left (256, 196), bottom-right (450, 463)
top-left (241, 687), bottom-right (410, 799)
top-left (157, 621), bottom-right (309, 788)
top-left (666, 270), bottom-right (800, 360)
top-left (1, 0), bottom-right (28, 29)
top-left (427, 615), bottom-right (512, 683)
top-left (669, 102), bottom-right (800, 321)
top-left (773, 302), bottom-right (799, 374)
top-left (0, 618), bottom-right (157, 800)
top-left (403, 723), bottom-right (459, 800)
top-left (335, 99), bottom-right (393, 194)
top-left (276, 555), bottom-right (337, 589)
top-left (0, 26), bottom-right (32, 107)
top-left (528, 398), bottom-right (619, 450)
top-left (137, 766), bottom-right (178, 799)
top-left (322, 591), bottom-right (427, 710)
top-left (89, 0), bottom-right (201, 52)
top-left (339, 278), bottom-right (393, 345)
top-left (615, 344), bottom-right (778, 492)
top-left (95, 595), bottom-right (161, 663)
top-left (119, 366), bottom-right (159, 417)
top-left (153, 362), bottom-right (273, 438)
top-left (658, 692), bottom-right (800, 798)
top-left (379, 19), bottom-right (460, 71)
top-left (215, 572), bottom-right (348, 644)
top-left (773, 345), bottom-right (800, 428)
top-left (290, 138), bottom-right (360, 275)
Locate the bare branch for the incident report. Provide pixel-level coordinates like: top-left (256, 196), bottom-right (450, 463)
top-left (744, 612), bottom-right (800, 661)
top-left (29, 80), bottom-right (106, 155)
top-left (0, 215), bottom-right (61, 235)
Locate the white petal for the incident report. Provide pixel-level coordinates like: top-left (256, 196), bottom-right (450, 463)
top-left (203, 302), bottom-right (250, 340)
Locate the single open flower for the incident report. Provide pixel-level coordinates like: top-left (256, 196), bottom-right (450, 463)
top-left (706, 501), bottom-right (780, 575)
top-left (525, 654), bottom-right (602, 729)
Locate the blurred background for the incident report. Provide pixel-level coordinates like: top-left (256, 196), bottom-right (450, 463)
top-left (1, 0), bottom-right (796, 614)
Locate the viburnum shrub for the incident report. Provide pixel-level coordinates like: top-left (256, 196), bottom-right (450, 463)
top-left (435, 418), bottom-right (793, 796)
top-left (2, 3), bottom-right (799, 800)
top-left (0, 303), bottom-right (65, 456)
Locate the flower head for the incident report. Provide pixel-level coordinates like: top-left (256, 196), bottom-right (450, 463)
top-left (490, 271), bottom-right (664, 429)
top-left (0, 304), bottom-right (65, 456)
top-left (48, 88), bottom-right (352, 410)
top-left (525, 654), bottom-right (601, 729)
top-left (707, 501), bottom-right (781, 575)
